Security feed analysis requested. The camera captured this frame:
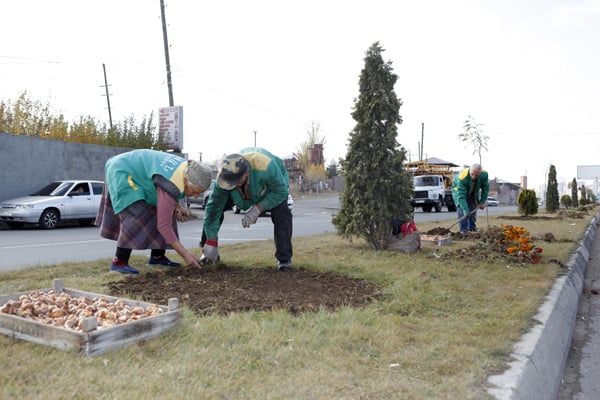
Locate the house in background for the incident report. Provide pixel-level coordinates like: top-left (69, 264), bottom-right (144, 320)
top-left (488, 178), bottom-right (522, 205)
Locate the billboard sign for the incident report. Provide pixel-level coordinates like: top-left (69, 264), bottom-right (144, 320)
top-left (577, 165), bottom-right (600, 179)
top-left (159, 106), bottom-right (183, 151)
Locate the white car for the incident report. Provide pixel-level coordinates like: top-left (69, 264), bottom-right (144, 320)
top-left (0, 180), bottom-right (104, 229)
top-left (487, 197), bottom-right (499, 206)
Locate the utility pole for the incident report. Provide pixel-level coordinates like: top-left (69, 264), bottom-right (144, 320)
top-left (160, 0), bottom-right (174, 107)
top-left (420, 122), bottom-right (424, 161)
top-left (253, 131), bottom-right (257, 147)
top-left (101, 63), bottom-right (113, 129)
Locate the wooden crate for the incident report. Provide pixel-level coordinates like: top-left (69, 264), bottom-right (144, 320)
top-left (0, 279), bottom-right (182, 356)
top-left (420, 234), bottom-right (453, 246)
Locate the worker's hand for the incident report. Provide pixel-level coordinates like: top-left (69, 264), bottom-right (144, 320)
top-left (175, 205), bottom-right (190, 222)
top-left (241, 205), bottom-right (261, 228)
top-left (183, 251), bottom-right (201, 268)
top-left (478, 204), bottom-right (486, 210)
top-left (201, 239), bottom-right (219, 263)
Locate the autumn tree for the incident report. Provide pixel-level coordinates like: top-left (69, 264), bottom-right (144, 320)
top-left (333, 42), bottom-right (413, 250)
top-left (295, 120), bottom-right (327, 191)
top-left (545, 165), bottom-right (559, 213)
top-left (458, 115), bottom-right (489, 165)
top-left (0, 91), bottom-right (165, 150)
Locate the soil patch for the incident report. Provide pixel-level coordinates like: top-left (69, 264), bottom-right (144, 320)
top-left (424, 225), bottom-right (568, 266)
top-left (106, 266), bottom-right (380, 316)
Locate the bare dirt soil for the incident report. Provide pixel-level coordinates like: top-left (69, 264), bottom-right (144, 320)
top-left (421, 214), bottom-right (578, 266)
top-left (106, 266), bottom-right (381, 316)
top-left (106, 212), bottom-right (590, 315)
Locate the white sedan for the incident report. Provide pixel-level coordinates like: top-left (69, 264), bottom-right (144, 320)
top-left (0, 180), bottom-right (104, 229)
top-left (486, 197), bottom-right (499, 206)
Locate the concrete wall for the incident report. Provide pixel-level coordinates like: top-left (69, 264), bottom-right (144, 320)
top-left (0, 132), bottom-right (133, 202)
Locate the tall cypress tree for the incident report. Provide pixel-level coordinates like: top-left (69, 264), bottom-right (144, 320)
top-left (571, 178), bottom-right (579, 207)
top-left (545, 165), bottom-right (559, 213)
top-left (332, 42), bottom-right (413, 249)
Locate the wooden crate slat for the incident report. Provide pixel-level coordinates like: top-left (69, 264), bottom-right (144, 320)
top-left (0, 281), bottom-right (182, 356)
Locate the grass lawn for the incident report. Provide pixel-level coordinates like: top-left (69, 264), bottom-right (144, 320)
top-left (0, 206), bottom-right (597, 399)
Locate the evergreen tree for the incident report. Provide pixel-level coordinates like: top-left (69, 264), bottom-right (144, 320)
top-left (571, 178), bottom-right (579, 207)
top-left (580, 185), bottom-right (588, 205)
top-left (326, 159), bottom-right (338, 178)
top-left (332, 42), bottom-right (413, 250)
top-left (518, 189), bottom-right (538, 216)
top-left (545, 165), bottom-right (559, 212)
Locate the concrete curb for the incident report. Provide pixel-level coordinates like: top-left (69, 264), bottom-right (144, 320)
top-left (487, 212), bottom-right (599, 399)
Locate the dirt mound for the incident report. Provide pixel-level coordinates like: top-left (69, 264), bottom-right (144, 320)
top-left (430, 225), bottom-right (553, 265)
top-left (106, 266), bottom-right (380, 316)
top-left (423, 227), bottom-right (451, 236)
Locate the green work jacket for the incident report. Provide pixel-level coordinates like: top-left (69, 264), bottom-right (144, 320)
top-left (105, 149), bottom-right (186, 214)
top-left (451, 167), bottom-right (489, 212)
top-left (204, 147), bottom-right (289, 239)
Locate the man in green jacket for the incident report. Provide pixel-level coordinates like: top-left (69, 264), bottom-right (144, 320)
top-left (451, 164), bottom-right (489, 233)
top-left (201, 148), bottom-right (293, 270)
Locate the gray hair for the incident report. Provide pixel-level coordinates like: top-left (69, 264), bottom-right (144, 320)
top-left (186, 161), bottom-right (212, 189)
top-left (471, 163), bottom-right (482, 172)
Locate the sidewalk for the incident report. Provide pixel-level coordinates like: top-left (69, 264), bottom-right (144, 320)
top-left (487, 212), bottom-right (600, 399)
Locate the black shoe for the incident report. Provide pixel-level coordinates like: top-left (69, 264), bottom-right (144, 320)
top-left (277, 260), bottom-right (292, 271)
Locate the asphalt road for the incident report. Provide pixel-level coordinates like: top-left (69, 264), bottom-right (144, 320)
top-left (0, 195), bottom-right (340, 271)
top-left (0, 194), bottom-right (515, 271)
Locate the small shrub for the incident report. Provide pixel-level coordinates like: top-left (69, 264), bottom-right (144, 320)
top-left (518, 189), bottom-right (538, 216)
top-left (560, 195), bottom-right (572, 208)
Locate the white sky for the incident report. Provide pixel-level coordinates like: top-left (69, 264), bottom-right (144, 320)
top-left (2, 0), bottom-right (599, 193)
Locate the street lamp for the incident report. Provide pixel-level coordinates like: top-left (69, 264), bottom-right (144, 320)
top-left (253, 131), bottom-right (257, 148)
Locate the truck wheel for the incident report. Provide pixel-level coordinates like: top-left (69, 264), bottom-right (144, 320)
top-left (447, 204), bottom-right (457, 212)
top-left (434, 197), bottom-right (442, 212)
top-left (423, 205), bottom-right (433, 213)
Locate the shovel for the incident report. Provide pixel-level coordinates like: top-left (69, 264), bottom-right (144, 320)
top-left (446, 207), bottom-right (478, 231)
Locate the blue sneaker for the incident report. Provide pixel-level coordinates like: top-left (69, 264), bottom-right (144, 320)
top-left (110, 264), bottom-right (139, 274)
top-left (147, 256), bottom-right (181, 267)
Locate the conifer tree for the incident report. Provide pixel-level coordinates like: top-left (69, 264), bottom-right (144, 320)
top-left (545, 165), bottom-right (559, 213)
top-left (580, 185), bottom-right (588, 205)
top-left (333, 42), bottom-right (413, 249)
top-left (571, 178), bottom-right (579, 207)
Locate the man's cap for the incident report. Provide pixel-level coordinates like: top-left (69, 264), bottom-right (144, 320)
top-left (217, 154), bottom-right (248, 190)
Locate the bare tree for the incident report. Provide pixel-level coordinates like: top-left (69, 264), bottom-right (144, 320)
top-left (458, 115), bottom-right (489, 165)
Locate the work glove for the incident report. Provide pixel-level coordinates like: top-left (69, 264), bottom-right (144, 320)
top-left (241, 205), bottom-right (261, 228)
top-left (201, 239), bottom-right (219, 264)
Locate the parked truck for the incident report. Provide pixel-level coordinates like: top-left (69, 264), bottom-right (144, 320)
top-left (405, 159), bottom-right (458, 213)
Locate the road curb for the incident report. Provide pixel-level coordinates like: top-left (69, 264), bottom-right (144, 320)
top-left (487, 212), bottom-right (600, 399)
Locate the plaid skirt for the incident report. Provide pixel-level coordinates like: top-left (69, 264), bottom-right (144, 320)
top-left (95, 189), bottom-right (178, 250)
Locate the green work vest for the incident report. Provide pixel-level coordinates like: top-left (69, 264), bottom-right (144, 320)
top-left (105, 149), bottom-right (187, 214)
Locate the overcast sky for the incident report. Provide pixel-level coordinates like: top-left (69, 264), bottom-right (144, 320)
top-left (2, 0), bottom-right (599, 192)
